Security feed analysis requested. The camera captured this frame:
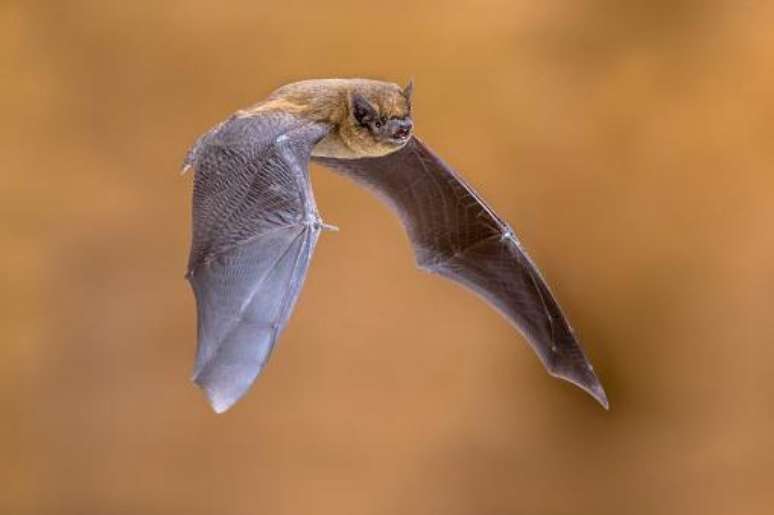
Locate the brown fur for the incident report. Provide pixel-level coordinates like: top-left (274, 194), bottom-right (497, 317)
top-left (238, 79), bottom-right (412, 159)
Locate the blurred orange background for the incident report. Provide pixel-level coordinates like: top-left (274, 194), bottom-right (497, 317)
top-left (2, 1), bottom-right (774, 514)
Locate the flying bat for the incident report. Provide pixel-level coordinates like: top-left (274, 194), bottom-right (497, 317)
top-left (182, 78), bottom-right (608, 413)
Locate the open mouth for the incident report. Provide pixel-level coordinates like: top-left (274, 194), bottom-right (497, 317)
top-left (391, 128), bottom-right (412, 142)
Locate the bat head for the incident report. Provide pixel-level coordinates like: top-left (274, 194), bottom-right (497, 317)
top-left (350, 81), bottom-right (413, 148)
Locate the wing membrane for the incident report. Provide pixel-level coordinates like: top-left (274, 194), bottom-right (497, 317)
top-left (186, 114), bottom-right (329, 412)
top-left (314, 137), bottom-right (608, 408)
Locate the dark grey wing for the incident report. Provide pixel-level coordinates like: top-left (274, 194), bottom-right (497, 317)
top-left (185, 113), bottom-right (330, 413)
top-left (314, 137), bottom-right (608, 408)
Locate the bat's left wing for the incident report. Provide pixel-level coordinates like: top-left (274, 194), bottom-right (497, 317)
top-left (314, 137), bottom-right (608, 408)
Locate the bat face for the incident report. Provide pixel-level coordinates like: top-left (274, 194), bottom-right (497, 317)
top-left (370, 113), bottom-right (413, 145)
top-left (350, 84), bottom-right (413, 148)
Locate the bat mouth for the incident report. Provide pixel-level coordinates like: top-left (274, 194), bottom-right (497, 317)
top-left (387, 119), bottom-right (413, 144)
top-left (389, 134), bottom-right (411, 145)
top-left (389, 128), bottom-right (412, 144)
top-left (394, 126), bottom-right (411, 138)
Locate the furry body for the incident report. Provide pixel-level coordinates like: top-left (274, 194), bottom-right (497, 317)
top-left (237, 79), bottom-right (412, 159)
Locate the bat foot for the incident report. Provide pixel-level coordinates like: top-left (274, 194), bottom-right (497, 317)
top-left (319, 222), bottom-right (339, 232)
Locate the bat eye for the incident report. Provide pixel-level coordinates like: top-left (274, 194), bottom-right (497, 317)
top-left (375, 121), bottom-right (382, 128)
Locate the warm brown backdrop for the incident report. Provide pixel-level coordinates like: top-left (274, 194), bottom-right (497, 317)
top-left (2, 1), bottom-right (774, 514)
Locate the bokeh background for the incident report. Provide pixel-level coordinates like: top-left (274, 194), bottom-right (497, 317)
top-left (3, 1), bottom-right (774, 514)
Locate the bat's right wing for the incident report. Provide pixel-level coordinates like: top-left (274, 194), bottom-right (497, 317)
top-left (314, 137), bottom-right (608, 408)
top-left (185, 113), bottom-right (330, 413)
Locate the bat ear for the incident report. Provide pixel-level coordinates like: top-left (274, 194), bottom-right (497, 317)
top-left (351, 92), bottom-right (377, 125)
top-left (402, 80), bottom-right (414, 102)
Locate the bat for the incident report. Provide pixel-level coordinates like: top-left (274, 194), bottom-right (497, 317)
top-left (182, 78), bottom-right (608, 413)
